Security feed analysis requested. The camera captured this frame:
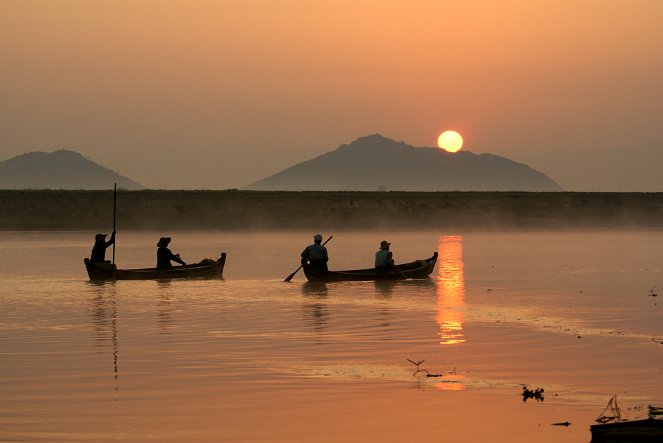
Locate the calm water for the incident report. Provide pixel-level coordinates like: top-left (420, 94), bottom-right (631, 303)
top-left (0, 230), bottom-right (661, 442)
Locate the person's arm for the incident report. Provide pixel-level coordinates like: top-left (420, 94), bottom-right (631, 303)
top-left (170, 251), bottom-right (186, 265)
top-left (105, 231), bottom-right (116, 248)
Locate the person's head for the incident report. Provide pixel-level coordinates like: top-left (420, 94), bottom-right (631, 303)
top-left (313, 234), bottom-right (323, 244)
top-left (380, 240), bottom-right (391, 250)
top-left (157, 237), bottom-right (171, 247)
top-left (95, 233), bottom-right (107, 243)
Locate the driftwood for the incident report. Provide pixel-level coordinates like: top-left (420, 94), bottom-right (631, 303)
top-left (407, 359), bottom-right (443, 377)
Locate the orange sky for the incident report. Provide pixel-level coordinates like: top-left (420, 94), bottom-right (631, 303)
top-left (1, 0), bottom-right (662, 190)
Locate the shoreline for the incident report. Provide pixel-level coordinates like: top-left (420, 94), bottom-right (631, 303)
top-left (2, 189), bottom-right (663, 230)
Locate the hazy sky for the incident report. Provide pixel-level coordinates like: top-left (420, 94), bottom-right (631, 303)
top-left (1, 0), bottom-right (662, 191)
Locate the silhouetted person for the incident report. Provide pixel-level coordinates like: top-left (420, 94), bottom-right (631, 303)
top-left (156, 237), bottom-right (186, 270)
top-left (301, 234), bottom-right (328, 271)
top-left (375, 240), bottom-right (395, 271)
top-left (90, 231), bottom-right (116, 264)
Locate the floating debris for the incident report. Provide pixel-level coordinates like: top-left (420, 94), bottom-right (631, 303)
top-left (649, 287), bottom-right (658, 297)
top-left (522, 386), bottom-right (544, 402)
top-left (407, 359), bottom-right (443, 377)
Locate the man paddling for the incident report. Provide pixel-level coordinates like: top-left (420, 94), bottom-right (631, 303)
top-left (301, 234), bottom-right (329, 271)
top-left (156, 237), bottom-right (186, 270)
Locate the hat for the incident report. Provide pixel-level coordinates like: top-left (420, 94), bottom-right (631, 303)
top-left (380, 240), bottom-right (391, 249)
top-left (157, 237), bottom-right (171, 247)
top-left (313, 234), bottom-right (323, 242)
top-left (95, 233), bottom-right (107, 241)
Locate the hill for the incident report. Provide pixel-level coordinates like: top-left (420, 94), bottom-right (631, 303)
top-left (0, 149), bottom-right (144, 190)
top-left (244, 134), bottom-right (563, 191)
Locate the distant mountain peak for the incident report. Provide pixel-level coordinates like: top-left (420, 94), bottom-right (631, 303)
top-left (0, 149), bottom-right (144, 190)
top-left (245, 134), bottom-right (563, 192)
top-left (338, 134), bottom-right (407, 151)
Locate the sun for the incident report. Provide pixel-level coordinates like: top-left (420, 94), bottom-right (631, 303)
top-left (437, 130), bottom-right (463, 153)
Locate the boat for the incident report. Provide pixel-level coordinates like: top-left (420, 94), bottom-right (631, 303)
top-left (302, 252), bottom-right (438, 282)
top-left (84, 253), bottom-right (226, 281)
top-left (590, 396), bottom-right (663, 442)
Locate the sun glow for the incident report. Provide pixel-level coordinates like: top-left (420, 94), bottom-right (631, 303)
top-left (437, 131), bottom-right (463, 153)
top-left (434, 235), bottom-right (467, 390)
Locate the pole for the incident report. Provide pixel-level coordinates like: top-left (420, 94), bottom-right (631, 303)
top-left (112, 183), bottom-right (117, 265)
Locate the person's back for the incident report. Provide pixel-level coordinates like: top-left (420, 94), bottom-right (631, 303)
top-left (375, 240), bottom-right (394, 270)
top-left (301, 234), bottom-right (328, 271)
top-left (156, 246), bottom-right (174, 270)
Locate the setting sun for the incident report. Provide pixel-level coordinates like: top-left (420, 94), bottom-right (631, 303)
top-left (437, 131), bottom-right (463, 153)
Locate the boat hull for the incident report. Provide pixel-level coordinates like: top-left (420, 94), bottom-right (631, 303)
top-left (85, 253), bottom-right (226, 281)
top-left (302, 252), bottom-right (437, 282)
top-left (590, 419), bottom-right (663, 442)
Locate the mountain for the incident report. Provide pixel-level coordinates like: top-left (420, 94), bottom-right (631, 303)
top-left (0, 149), bottom-right (144, 190)
top-left (244, 134), bottom-right (563, 191)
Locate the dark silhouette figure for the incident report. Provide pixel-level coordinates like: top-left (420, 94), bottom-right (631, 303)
top-left (375, 240), bottom-right (395, 271)
top-left (90, 231), bottom-right (116, 264)
top-left (301, 234), bottom-right (329, 271)
top-left (156, 237), bottom-right (186, 270)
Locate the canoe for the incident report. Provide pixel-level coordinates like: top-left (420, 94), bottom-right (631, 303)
top-left (590, 418), bottom-right (663, 442)
top-left (84, 253), bottom-right (226, 281)
top-left (302, 252), bottom-right (437, 282)
top-left (591, 402), bottom-right (663, 442)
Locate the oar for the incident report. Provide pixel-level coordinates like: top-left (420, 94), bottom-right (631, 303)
top-left (284, 235), bottom-right (333, 282)
top-left (395, 264), bottom-right (408, 280)
top-left (180, 257), bottom-right (191, 277)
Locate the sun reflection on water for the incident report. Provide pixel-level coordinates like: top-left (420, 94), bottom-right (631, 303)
top-left (436, 235), bottom-right (465, 346)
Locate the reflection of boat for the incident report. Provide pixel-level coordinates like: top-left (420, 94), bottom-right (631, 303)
top-left (302, 253), bottom-right (437, 282)
top-left (84, 253), bottom-right (226, 281)
top-left (590, 396), bottom-right (663, 442)
top-left (301, 281), bottom-right (328, 296)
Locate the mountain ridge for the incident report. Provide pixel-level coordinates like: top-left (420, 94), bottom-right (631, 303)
top-left (244, 134), bottom-right (563, 191)
top-left (0, 149), bottom-right (144, 190)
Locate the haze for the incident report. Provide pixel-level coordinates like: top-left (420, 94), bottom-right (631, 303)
top-left (1, 0), bottom-right (662, 191)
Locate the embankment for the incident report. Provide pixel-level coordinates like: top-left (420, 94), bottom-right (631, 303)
top-left (1, 190), bottom-right (663, 231)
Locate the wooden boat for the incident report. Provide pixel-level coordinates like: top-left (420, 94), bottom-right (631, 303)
top-left (590, 418), bottom-right (663, 442)
top-left (590, 396), bottom-right (663, 442)
top-left (84, 253), bottom-right (226, 281)
top-left (302, 252), bottom-right (437, 282)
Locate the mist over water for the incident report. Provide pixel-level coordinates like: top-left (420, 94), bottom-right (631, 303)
top-left (0, 230), bottom-right (661, 442)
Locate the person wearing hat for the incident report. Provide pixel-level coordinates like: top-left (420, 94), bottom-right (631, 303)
top-left (90, 230), bottom-right (116, 264)
top-left (156, 237), bottom-right (186, 270)
top-left (301, 233), bottom-right (329, 271)
top-left (375, 240), bottom-right (395, 271)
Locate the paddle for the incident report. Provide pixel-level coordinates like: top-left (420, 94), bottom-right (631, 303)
top-left (179, 256), bottom-right (191, 277)
top-left (284, 235), bottom-right (333, 282)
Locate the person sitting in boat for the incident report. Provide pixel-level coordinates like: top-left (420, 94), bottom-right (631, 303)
top-left (301, 234), bottom-right (328, 271)
top-left (90, 231), bottom-right (116, 266)
top-left (156, 237), bottom-right (186, 270)
top-left (375, 240), bottom-right (395, 271)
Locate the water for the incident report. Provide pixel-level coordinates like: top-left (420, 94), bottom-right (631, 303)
top-left (0, 230), bottom-right (661, 442)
